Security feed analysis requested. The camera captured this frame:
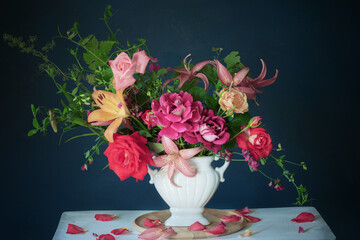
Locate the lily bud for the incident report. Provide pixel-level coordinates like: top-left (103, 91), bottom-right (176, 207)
top-left (48, 109), bottom-right (58, 133)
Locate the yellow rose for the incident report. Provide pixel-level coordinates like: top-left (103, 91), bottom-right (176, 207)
top-left (219, 88), bottom-right (249, 114)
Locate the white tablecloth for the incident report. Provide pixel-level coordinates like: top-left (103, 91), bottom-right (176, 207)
top-left (53, 206), bottom-right (335, 240)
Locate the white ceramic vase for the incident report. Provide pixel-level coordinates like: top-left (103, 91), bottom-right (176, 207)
top-left (147, 156), bottom-right (230, 226)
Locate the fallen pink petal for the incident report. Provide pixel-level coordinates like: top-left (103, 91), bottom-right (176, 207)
top-left (204, 225), bottom-right (226, 235)
top-left (144, 218), bottom-right (162, 228)
top-left (94, 214), bottom-right (117, 221)
top-left (219, 221), bottom-right (226, 227)
top-left (97, 234), bottom-right (115, 240)
top-left (244, 215), bottom-right (261, 223)
top-left (138, 227), bottom-right (176, 240)
top-left (111, 227), bottom-right (129, 235)
top-left (188, 221), bottom-right (206, 231)
top-left (298, 226), bottom-right (305, 233)
top-left (221, 215), bottom-right (241, 222)
top-left (66, 223), bottom-right (87, 234)
top-left (236, 206), bottom-right (250, 214)
top-left (291, 212), bottom-right (316, 223)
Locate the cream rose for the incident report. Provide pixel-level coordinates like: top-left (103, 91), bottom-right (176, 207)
top-left (219, 88), bottom-right (249, 114)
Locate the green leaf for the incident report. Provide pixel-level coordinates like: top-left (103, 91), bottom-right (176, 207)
top-left (222, 137), bottom-right (236, 149)
top-left (156, 68), bottom-right (168, 78)
top-left (231, 113), bottom-right (251, 128)
top-left (83, 36), bottom-right (115, 70)
top-left (32, 118), bottom-right (40, 129)
top-left (139, 130), bottom-right (152, 138)
top-left (205, 95), bottom-right (219, 112)
top-left (148, 142), bottom-right (164, 153)
top-left (27, 129), bottom-right (38, 136)
top-left (224, 51), bottom-right (240, 69)
top-left (187, 86), bottom-right (206, 102)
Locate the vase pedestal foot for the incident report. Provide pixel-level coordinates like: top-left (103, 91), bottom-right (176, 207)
top-left (165, 207), bottom-right (209, 226)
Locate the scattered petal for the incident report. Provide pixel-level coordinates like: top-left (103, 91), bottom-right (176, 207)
top-left (236, 206), bottom-right (250, 214)
top-left (221, 215), bottom-right (241, 222)
top-left (97, 234), bottom-right (115, 240)
top-left (204, 225), bottom-right (226, 235)
top-left (219, 221), bottom-right (226, 227)
top-left (94, 214), bottom-right (117, 221)
top-left (291, 212), bottom-right (315, 223)
top-left (238, 229), bottom-right (253, 237)
top-left (111, 227), bottom-right (129, 235)
top-left (138, 227), bottom-right (176, 240)
top-left (244, 215), bottom-right (261, 223)
top-left (66, 224), bottom-right (87, 234)
top-left (298, 226), bottom-right (305, 233)
top-left (144, 218), bottom-right (162, 228)
top-left (93, 233), bottom-right (99, 237)
top-left (188, 221), bottom-right (206, 231)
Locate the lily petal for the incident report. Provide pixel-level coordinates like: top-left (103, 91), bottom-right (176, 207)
top-left (66, 224), bottom-right (87, 234)
top-left (233, 67), bottom-right (250, 86)
top-left (175, 157), bottom-right (197, 178)
top-left (191, 60), bottom-right (213, 73)
top-left (94, 214), bottom-right (117, 221)
top-left (111, 228), bottom-right (129, 235)
top-left (204, 225), bottom-right (226, 235)
top-left (179, 147), bottom-right (203, 159)
top-left (154, 155), bottom-right (175, 168)
top-left (195, 73), bottom-right (209, 90)
top-left (88, 109), bottom-right (118, 123)
top-left (252, 69), bottom-right (279, 88)
top-left (161, 136), bottom-right (179, 155)
top-left (104, 117), bottom-right (123, 142)
top-left (253, 59), bottom-right (267, 81)
top-left (188, 221), bottom-right (206, 231)
top-left (92, 90), bottom-right (122, 113)
top-left (167, 162), bottom-right (178, 187)
top-left (215, 60), bottom-right (233, 86)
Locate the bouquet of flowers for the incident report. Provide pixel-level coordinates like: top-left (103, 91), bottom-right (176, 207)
top-left (4, 5), bottom-right (309, 205)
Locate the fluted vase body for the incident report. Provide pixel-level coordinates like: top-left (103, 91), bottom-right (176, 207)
top-left (148, 156), bottom-right (229, 226)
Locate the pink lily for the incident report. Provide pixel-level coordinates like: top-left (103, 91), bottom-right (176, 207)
top-left (215, 59), bottom-right (278, 100)
top-left (153, 136), bottom-right (203, 187)
top-left (138, 227), bottom-right (176, 240)
top-left (163, 54), bottom-right (213, 91)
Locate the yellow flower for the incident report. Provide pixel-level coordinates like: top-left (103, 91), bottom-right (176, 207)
top-left (87, 89), bottom-right (129, 142)
top-left (219, 88), bottom-right (249, 114)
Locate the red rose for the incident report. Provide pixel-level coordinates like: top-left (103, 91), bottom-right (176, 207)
top-left (236, 127), bottom-right (272, 160)
top-left (104, 132), bottom-right (155, 181)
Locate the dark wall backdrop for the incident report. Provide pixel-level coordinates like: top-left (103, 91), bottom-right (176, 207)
top-left (1, 0), bottom-right (358, 239)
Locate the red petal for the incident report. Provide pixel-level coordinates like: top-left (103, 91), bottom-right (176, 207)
top-left (188, 221), bottom-right (206, 231)
top-left (94, 214), bottom-right (117, 221)
top-left (220, 215), bottom-right (241, 222)
top-left (144, 218), bottom-right (162, 228)
top-left (97, 234), bottom-right (115, 240)
top-left (204, 225), bottom-right (226, 235)
top-left (138, 227), bottom-right (176, 240)
top-left (298, 226), bottom-right (305, 233)
top-left (291, 212), bottom-right (316, 223)
top-left (66, 223), bottom-right (87, 234)
top-left (244, 215), bottom-right (261, 223)
top-left (111, 227), bottom-right (129, 235)
top-left (235, 206), bottom-right (250, 214)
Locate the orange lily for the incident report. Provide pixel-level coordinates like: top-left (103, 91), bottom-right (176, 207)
top-left (87, 89), bottom-right (129, 142)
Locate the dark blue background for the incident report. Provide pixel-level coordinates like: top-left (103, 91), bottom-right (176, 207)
top-left (1, 0), bottom-right (358, 239)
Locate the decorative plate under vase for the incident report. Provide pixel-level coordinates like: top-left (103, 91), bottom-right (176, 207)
top-left (147, 156), bottom-right (230, 226)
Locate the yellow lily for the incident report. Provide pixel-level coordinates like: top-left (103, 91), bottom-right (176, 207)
top-left (87, 88), bottom-right (129, 142)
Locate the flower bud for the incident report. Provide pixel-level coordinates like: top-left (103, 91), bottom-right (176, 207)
top-left (48, 109), bottom-right (58, 133)
top-left (249, 116), bottom-right (261, 128)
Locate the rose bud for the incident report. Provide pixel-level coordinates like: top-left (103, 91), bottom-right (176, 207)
top-left (249, 116), bottom-right (262, 128)
top-left (48, 109), bottom-right (58, 133)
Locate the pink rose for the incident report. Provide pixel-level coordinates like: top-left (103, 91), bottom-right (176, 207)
top-left (141, 110), bottom-right (157, 129)
top-left (109, 50), bottom-right (150, 90)
top-left (183, 110), bottom-right (230, 153)
top-left (151, 91), bottom-right (203, 139)
top-left (236, 127), bottom-right (273, 160)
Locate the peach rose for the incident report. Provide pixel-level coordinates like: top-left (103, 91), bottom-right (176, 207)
top-left (219, 88), bottom-right (249, 114)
